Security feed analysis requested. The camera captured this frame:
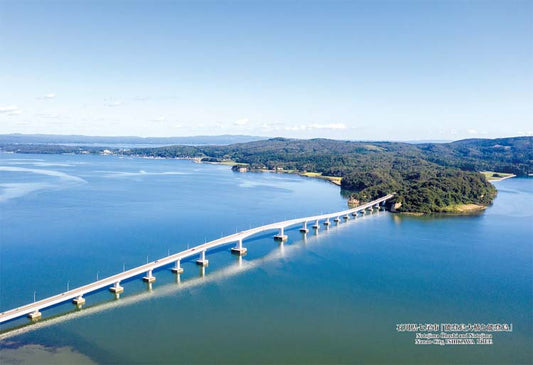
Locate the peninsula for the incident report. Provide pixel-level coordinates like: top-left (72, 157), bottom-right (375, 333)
top-left (1, 135), bottom-right (531, 214)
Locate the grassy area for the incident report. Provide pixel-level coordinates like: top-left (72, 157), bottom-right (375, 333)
top-left (197, 159), bottom-right (247, 166)
top-left (439, 204), bottom-right (487, 214)
top-left (300, 172), bottom-right (342, 185)
top-left (481, 171), bottom-right (516, 181)
top-left (217, 160), bottom-right (246, 166)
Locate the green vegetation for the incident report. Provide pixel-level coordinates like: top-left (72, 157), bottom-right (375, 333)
top-left (417, 137), bottom-right (532, 176)
top-left (118, 137), bottom-right (530, 213)
top-left (2, 136), bottom-right (531, 214)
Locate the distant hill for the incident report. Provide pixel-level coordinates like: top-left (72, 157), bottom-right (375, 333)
top-left (123, 136), bottom-right (531, 213)
top-left (125, 136), bottom-right (532, 175)
top-left (0, 134), bottom-right (266, 146)
top-left (1, 135), bottom-right (530, 214)
top-left (417, 137), bottom-right (533, 176)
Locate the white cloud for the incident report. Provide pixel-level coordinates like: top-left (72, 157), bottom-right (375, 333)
top-left (105, 100), bottom-right (123, 107)
top-left (0, 105), bottom-right (22, 116)
top-left (234, 118), bottom-right (249, 126)
top-left (43, 93), bottom-right (55, 99)
top-left (261, 122), bottom-right (347, 132)
top-left (152, 116), bottom-right (166, 122)
top-left (283, 125), bottom-right (306, 131)
top-left (308, 123), bottom-right (347, 130)
top-left (467, 129), bottom-right (478, 135)
top-left (37, 113), bottom-right (61, 119)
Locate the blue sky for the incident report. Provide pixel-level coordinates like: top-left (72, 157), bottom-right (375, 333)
top-left (1, 0), bottom-right (531, 140)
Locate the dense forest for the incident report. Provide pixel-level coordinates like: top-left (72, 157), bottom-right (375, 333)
top-left (2, 136), bottom-right (531, 213)
top-left (125, 137), bottom-right (530, 213)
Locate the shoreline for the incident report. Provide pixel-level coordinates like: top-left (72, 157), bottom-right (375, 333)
top-left (490, 174), bottom-right (516, 181)
top-left (394, 204), bottom-right (488, 216)
top-left (145, 157), bottom-right (498, 215)
top-left (4, 152), bottom-right (507, 215)
top-left (194, 158), bottom-right (343, 186)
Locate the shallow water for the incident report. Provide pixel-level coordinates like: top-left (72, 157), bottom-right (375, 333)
top-left (0, 153), bottom-right (531, 364)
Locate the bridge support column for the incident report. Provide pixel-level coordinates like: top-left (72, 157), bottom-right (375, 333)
top-left (334, 217), bottom-right (341, 223)
top-left (196, 250), bottom-right (209, 266)
top-left (299, 221), bottom-right (309, 233)
top-left (343, 214), bottom-right (350, 220)
top-left (274, 227), bottom-right (288, 241)
top-left (27, 310), bottom-right (41, 321)
top-left (312, 219), bottom-right (320, 229)
top-left (109, 281), bottom-right (124, 294)
top-left (171, 259), bottom-right (184, 274)
top-left (324, 218), bottom-right (330, 226)
top-left (352, 211), bottom-right (358, 217)
top-left (143, 269), bottom-right (156, 283)
top-left (231, 239), bottom-right (247, 255)
top-left (72, 295), bottom-right (85, 307)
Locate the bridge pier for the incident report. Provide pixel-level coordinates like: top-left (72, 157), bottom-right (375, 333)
top-left (334, 217), bottom-right (341, 223)
top-left (312, 219), bottom-right (320, 229)
top-left (171, 259), bottom-right (184, 274)
top-left (109, 281), bottom-right (124, 294)
top-left (72, 295), bottom-right (85, 307)
top-left (27, 310), bottom-right (41, 321)
top-left (143, 269), bottom-right (156, 283)
top-left (352, 211), bottom-right (358, 217)
top-left (231, 239), bottom-right (247, 255)
top-left (324, 218), bottom-right (330, 226)
top-left (299, 221), bottom-right (309, 233)
top-left (196, 250), bottom-right (209, 266)
top-left (343, 214), bottom-right (350, 220)
top-left (274, 227), bottom-right (288, 241)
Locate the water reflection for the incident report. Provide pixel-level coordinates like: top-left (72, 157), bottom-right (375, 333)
top-left (0, 210), bottom-right (380, 339)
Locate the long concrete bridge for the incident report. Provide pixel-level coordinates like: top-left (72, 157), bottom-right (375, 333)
top-left (0, 194), bottom-right (394, 324)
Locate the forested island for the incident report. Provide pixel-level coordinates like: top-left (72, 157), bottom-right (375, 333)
top-left (1, 136), bottom-right (531, 214)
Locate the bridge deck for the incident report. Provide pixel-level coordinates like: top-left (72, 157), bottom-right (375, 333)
top-left (0, 194), bottom-right (394, 323)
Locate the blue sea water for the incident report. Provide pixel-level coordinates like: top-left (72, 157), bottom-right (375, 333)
top-left (0, 153), bottom-right (531, 364)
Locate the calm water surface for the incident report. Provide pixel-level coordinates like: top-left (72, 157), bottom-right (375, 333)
top-left (0, 153), bottom-right (531, 364)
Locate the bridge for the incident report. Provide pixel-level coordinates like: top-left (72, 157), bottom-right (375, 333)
top-left (0, 194), bottom-right (394, 324)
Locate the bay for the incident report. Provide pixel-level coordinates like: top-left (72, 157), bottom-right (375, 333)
top-left (0, 153), bottom-right (531, 364)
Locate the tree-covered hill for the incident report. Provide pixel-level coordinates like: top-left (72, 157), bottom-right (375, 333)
top-left (2, 136), bottom-right (530, 213)
top-left (417, 137), bottom-right (532, 175)
top-left (120, 136), bottom-right (531, 213)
